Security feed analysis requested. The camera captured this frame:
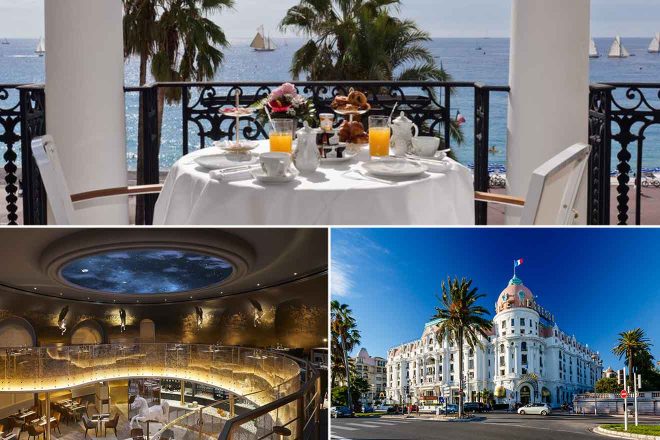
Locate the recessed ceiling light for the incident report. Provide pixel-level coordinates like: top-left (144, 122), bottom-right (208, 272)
top-left (33, 287), bottom-right (37, 290)
top-left (189, 296), bottom-right (193, 299)
top-left (257, 283), bottom-right (261, 287)
top-left (59, 293), bottom-right (63, 296)
top-left (81, 269), bottom-right (89, 273)
top-left (87, 297), bottom-right (90, 300)
top-left (294, 272), bottom-right (298, 276)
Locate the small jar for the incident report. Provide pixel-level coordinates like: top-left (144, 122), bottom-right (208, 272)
top-left (319, 113), bottom-right (335, 132)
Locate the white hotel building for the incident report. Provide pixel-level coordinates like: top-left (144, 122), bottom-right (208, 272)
top-left (386, 274), bottom-right (603, 407)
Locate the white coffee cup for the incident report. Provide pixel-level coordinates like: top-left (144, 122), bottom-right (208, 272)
top-left (412, 136), bottom-right (441, 157)
top-left (260, 152), bottom-right (292, 177)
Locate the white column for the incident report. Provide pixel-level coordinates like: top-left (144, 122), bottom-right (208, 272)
top-left (506, 0), bottom-right (591, 224)
top-left (45, 0), bottom-right (129, 224)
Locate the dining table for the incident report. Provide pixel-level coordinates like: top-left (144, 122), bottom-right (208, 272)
top-left (153, 140), bottom-right (475, 225)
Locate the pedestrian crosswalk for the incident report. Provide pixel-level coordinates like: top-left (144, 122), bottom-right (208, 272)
top-left (331, 417), bottom-right (420, 438)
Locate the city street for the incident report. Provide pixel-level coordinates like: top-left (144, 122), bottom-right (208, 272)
top-left (330, 412), bottom-right (660, 440)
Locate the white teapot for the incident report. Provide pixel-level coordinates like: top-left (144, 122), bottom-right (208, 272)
top-left (293, 122), bottom-right (320, 174)
top-left (390, 111), bottom-right (419, 157)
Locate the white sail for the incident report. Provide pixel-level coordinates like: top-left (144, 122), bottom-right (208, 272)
top-left (649, 32), bottom-right (660, 53)
top-left (589, 38), bottom-right (599, 58)
top-left (35, 37), bottom-right (45, 55)
top-left (608, 35), bottom-right (628, 58)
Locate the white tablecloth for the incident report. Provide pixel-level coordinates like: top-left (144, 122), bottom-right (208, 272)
top-left (153, 141), bottom-right (475, 225)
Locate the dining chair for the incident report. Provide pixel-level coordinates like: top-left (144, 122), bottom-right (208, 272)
top-left (474, 143), bottom-right (591, 225)
top-left (104, 414), bottom-right (120, 438)
top-left (129, 427), bottom-right (144, 440)
top-left (50, 412), bottom-right (61, 436)
top-left (25, 424), bottom-right (43, 440)
top-left (81, 415), bottom-right (96, 439)
top-left (31, 135), bottom-right (163, 225)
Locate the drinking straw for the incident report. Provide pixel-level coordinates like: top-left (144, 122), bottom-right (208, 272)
top-left (264, 104), bottom-right (274, 127)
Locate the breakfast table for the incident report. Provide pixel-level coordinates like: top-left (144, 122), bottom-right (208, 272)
top-left (153, 140), bottom-right (475, 225)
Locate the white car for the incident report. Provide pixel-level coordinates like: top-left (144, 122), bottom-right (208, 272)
top-left (517, 403), bottom-right (551, 416)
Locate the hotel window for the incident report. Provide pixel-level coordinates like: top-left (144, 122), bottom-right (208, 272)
top-left (520, 318), bottom-right (525, 326)
top-left (500, 369), bottom-right (505, 376)
top-left (522, 354), bottom-right (528, 364)
top-left (502, 320), bottom-right (506, 328)
top-left (511, 318), bottom-right (514, 327)
top-left (521, 342), bottom-right (527, 351)
top-left (500, 356), bottom-right (505, 367)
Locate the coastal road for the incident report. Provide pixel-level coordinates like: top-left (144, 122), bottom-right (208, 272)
top-left (331, 412), bottom-right (660, 439)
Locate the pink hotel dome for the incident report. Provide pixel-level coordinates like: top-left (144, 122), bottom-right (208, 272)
top-left (496, 276), bottom-right (536, 313)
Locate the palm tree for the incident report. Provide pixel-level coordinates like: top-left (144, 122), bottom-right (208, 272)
top-left (613, 328), bottom-right (653, 387)
top-left (280, 0), bottom-right (463, 146)
top-left (431, 277), bottom-right (492, 418)
top-left (123, 0), bottom-right (233, 223)
top-left (331, 300), bottom-right (361, 410)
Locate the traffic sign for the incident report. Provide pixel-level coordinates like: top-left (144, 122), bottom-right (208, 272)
top-left (439, 397), bottom-right (444, 404)
top-left (620, 390), bottom-right (628, 399)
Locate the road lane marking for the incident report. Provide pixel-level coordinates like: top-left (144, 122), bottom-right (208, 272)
top-left (359, 422), bottom-right (388, 428)
top-left (332, 425), bottom-right (358, 431)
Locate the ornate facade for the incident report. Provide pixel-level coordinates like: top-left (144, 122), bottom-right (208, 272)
top-left (386, 275), bottom-right (603, 407)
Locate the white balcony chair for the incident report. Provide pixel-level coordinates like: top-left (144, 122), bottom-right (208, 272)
top-left (474, 143), bottom-right (591, 225)
top-left (31, 135), bottom-right (163, 225)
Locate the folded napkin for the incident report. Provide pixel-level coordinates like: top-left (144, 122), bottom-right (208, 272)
top-left (209, 166), bottom-right (259, 182)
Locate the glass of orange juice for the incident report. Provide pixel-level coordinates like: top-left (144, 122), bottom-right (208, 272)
top-left (269, 119), bottom-right (295, 153)
top-left (369, 116), bottom-right (391, 157)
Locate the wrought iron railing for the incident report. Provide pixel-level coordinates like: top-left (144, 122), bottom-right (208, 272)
top-left (9, 80), bottom-right (660, 225)
top-left (589, 83), bottom-right (660, 225)
top-left (1, 81), bottom-right (508, 225)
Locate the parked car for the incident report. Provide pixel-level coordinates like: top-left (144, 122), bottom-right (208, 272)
top-left (445, 404), bottom-right (458, 414)
top-left (517, 403), bottom-right (551, 416)
top-left (463, 402), bottom-right (485, 413)
top-left (331, 406), bottom-right (354, 418)
top-left (386, 405), bottom-right (401, 414)
top-left (374, 405), bottom-right (389, 412)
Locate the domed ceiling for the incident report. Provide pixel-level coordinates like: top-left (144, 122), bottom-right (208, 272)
top-left (0, 228), bottom-right (327, 350)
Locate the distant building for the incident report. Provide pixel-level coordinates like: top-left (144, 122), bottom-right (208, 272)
top-left (602, 367), bottom-right (616, 379)
top-left (353, 348), bottom-right (387, 405)
top-left (386, 273), bottom-right (603, 408)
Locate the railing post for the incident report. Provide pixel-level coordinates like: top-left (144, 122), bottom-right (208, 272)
top-left (139, 84), bottom-right (159, 225)
top-left (473, 83), bottom-right (490, 225)
top-left (443, 86), bottom-right (451, 151)
top-left (296, 395), bottom-right (304, 440)
top-left (588, 84), bottom-right (613, 225)
top-left (18, 85), bottom-right (47, 225)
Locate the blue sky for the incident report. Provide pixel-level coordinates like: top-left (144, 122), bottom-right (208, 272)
top-left (0, 0), bottom-right (658, 39)
top-left (331, 228), bottom-right (660, 371)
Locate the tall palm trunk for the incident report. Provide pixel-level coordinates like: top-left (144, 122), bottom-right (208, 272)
top-left (341, 336), bottom-right (352, 410)
top-left (135, 53), bottom-right (148, 225)
top-left (458, 328), bottom-right (464, 418)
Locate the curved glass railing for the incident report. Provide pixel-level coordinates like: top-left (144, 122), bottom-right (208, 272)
top-left (0, 344), bottom-right (301, 410)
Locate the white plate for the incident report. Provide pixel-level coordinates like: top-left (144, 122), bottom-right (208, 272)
top-left (321, 150), bottom-right (358, 163)
top-left (362, 158), bottom-right (427, 178)
top-left (194, 152), bottom-right (259, 170)
top-left (213, 140), bottom-right (260, 152)
top-left (251, 167), bottom-right (299, 184)
top-left (406, 153), bottom-right (451, 173)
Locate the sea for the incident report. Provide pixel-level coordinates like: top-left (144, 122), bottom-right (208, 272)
top-left (1, 37), bottom-right (659, 171)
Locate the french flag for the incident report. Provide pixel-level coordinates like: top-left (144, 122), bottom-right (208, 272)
top-left (514, 258), bottom-right (523, 267)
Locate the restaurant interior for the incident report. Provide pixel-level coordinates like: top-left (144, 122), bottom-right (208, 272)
top-left (0, 228), bottom-right (328, 440)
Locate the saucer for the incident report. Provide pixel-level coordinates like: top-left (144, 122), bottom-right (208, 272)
top-left (251, 167), bottom-right (299, 184)
top-left (362, 157), bottom-right (427, 178)
top-left (195, 152), bottom-right (259, 170)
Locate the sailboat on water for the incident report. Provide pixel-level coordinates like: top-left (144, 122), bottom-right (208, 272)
top-left (608, 35), bottom-right (629, 58)
top-left (649, 33), bottom-right (660, 54)
top-left (35, 37), bottom-right (45, 56)
top-left (589, 38), bottom-right (599, 58)
top-left (1, 38), bottom-right (9, 45)
top-left (250, 25), bottom-right (276, 52)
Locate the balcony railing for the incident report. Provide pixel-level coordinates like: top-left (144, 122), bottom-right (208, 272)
top-left (2, 81), bottom-right (658, 225)
top-left (0, 344), bottom-right (320, 440)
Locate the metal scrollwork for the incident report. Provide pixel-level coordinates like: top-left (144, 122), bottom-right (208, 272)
top-left (0, 87), bottom-right (22, 225)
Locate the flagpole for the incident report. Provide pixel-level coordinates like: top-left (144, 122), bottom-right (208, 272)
top-left (513, 260), bottom-right (516, 277)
